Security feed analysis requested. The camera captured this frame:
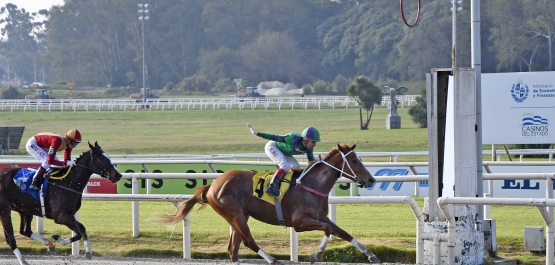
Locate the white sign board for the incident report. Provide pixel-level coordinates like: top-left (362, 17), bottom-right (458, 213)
top-left (482, 71), bottom-right (555, 144)
top-left (359, 165), bottom-right (555, 198)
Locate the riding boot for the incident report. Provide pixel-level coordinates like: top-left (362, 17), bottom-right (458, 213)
top-left (29, 166), bottom-right (46, 191)
top-left (266, 168), bottom-right (286, 197)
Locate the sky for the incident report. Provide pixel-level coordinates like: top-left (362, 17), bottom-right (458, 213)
top-left (0, 0), bottom-right (65, 14)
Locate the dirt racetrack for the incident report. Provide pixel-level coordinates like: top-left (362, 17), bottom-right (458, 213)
top-left (0, 255), bottom-right (408, 265)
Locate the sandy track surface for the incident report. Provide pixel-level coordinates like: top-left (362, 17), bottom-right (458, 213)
top-left (0, 255), bottom-right (408, 265)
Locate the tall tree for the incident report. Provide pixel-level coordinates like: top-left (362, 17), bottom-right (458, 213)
top-left (346, 76), bottom-right (382, 130)
top-left (0, 3), bottom-right (47, 86)
top-left (523, 0), bottom-right (555, 70)
top-left (239, 31), bottom-right (305, 83)
top-left (486, 0), bottom-right (542, 72)
top-left (45, 0), bottom-right (133, 86)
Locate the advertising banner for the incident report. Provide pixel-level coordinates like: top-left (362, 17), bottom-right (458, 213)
top-left (359, 166), bottom-right (429, 196)
top-left (482, 71), bottom-right (555, 144)
top-left (115, 164), bottom-right (354, 196)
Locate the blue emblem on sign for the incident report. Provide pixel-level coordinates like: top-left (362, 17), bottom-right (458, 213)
top-left (511, 83), bottom-right (529, 103)
top-left (522, 115), bottom-right (548, 125)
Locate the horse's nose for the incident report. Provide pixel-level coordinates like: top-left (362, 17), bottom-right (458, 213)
top-left (113, 172), bottom-right (122, 182)
top-left (366, 176), bottom-right (376, 188)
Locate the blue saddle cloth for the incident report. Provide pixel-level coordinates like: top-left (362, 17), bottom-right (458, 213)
top-left (13, 168), bottom-right (49, 201)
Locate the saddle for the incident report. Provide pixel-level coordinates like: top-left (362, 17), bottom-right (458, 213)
top-left (252, 171), bottom-right (294, 205)
top-left (13, 168), bottom-right (49, 200)
top-left (13, 166), bottom-right (74, 200)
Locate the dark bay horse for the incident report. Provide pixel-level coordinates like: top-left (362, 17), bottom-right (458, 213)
top-left (0, 142), bottom-right (122, 265)
top-left (166, 143), bottom-right (379, 265)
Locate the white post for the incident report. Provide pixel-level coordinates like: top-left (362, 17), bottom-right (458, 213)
top-left (290, 228), bottom-right (298, 261)
top-left (37, 217), bottom-right (43, 234)
top-left (132, 176), bottom-right (139, 237)
top-left (183, 215), bottom-right (191, 259)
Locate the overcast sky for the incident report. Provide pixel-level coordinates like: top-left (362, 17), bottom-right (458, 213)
top-left (0, 0), bottom-right (64, 14)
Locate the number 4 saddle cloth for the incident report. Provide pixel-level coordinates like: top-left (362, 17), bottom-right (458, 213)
top-left (252, 171), bottom-right (294, 205)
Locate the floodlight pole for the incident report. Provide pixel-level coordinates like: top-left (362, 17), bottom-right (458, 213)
top-left (138, 4), bottom-right (149, 104)
top-left (142, 16), bottom-right (146, 103)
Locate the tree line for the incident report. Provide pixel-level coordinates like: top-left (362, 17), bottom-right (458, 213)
top-left (0, 0), bottom-right (554, 93)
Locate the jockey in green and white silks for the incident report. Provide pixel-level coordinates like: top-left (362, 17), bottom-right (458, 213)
top-left (247, 124), bottom-right (320, 197)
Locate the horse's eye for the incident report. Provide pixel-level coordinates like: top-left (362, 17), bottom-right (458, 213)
top-left (351, 159), bottom-right (358, 164)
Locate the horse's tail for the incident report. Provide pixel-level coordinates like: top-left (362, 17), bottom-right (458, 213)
top-left (166, 184), bottom-right (211, 225)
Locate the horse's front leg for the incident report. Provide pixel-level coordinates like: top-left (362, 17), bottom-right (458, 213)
top-left (52, 218), bottom-right (92, 260)
top-left (309, 234), bottom-right (330, 263)
top-left (18, 213), bottom-right (56, 253)
top-left (295, 217), bottom-right (379, 263)
top-left (319, 217), bottom-right (380, 263)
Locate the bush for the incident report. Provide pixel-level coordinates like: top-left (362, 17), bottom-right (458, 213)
top-left (164, 81), bottom-right (175, 91)
top-left (408, 88), bottom-right (427, 128)
top-left (301, 84), bottom-right (313, 95)
top-left (332, 74), bottom-right (350, 95)
top-left (48, 81), bottom-right (69, 90)
top-left (312, 79), bottom-right (330, 94)
top-left (213, 78), bottom-right (236, 93)
top-left (179, 75), bottom-right (212, 93)
top-left (0, 86), bottom-right (21, 99)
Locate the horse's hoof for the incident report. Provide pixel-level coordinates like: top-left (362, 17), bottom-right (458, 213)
top-left (271, 259), bottom-right (283, 265)
top-left (85, 252), bottom-right (93, 260)
top-left (51, 235), bottom-right (60, 241)
top-left (309, 253), bottom-right (318, 264)
top-left (368, 254), bottom-right (380, 263)
top-left (47, 246), bottom-right (56, 253)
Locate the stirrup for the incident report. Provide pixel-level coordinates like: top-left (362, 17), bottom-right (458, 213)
top-left (29, 183), bottom-right (41, 191)
top-left (29, 178), bottom-right (43, 191)
top-left (266, 185), bottom-right (280, 197)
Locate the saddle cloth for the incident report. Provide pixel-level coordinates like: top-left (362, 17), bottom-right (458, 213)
top-left (252, 171), bottom-right (294, 205)
top-left (13, 168), bottom-right (50, 200)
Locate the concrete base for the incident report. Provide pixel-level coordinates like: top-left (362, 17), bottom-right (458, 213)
top-left (386, 114), bottom-right (401, 129)
top-left (424, 221), bottom-right (485, 265)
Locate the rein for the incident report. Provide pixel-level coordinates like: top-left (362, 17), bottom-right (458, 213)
top-left (295, 150), bottom-right (361, 197)
top-left (49, 181), bottom-right (82, 195)
top-left (48, 149), bottom-right (111, 194)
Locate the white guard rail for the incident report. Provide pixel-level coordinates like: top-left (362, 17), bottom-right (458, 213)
top-left (78, 194), bottom-right (424, 262)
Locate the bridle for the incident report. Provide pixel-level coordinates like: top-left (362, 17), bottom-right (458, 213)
top-left (295, 149), bottom-right (366, 197)
top-left (50, 148), bottom-right (118, 195)
top-left (87, 149), bottom-right (117, 179)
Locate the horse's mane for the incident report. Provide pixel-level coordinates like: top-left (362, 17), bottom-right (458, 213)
top-left (74, 146), bottom-right (101, 164)
top-left (321, 144), bottom-right (351, 161)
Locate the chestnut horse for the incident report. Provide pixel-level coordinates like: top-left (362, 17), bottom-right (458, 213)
top-left (166, 143), bottom-right (379, 264)
top-left (0, 142), bottom-right (122, 265)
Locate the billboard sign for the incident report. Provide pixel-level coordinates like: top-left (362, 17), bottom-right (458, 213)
top-left (482, 71), bottom-right (555, 144)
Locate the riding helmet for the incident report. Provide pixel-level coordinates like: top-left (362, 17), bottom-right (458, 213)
top-left (65, 129), bottom-right (82, 143)
top-left (302, 127), bottom-right (320, 142)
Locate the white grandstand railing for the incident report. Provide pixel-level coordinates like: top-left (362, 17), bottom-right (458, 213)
top-left (0, 96), bottom-right (363, 112)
